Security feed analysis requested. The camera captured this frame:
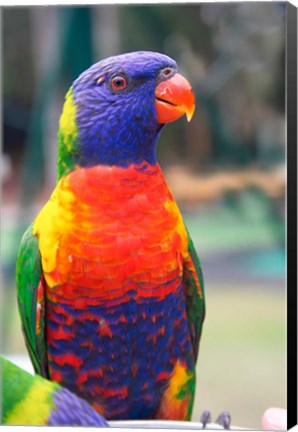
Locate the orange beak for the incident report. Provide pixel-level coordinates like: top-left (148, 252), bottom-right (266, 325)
top-left (155, 73), bottom-right (195, 124)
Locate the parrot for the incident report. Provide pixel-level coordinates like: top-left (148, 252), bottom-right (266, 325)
top-left (16, 51), bottom-right (205, 421)
top-left (1, 356), bottom-right (109, 426)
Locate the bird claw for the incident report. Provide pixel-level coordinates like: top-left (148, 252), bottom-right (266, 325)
top-left (200, 410), bottom-right (211, 428)
top-left (200, 410), bottom-right (231, 429)
top-left (215, 411), bottom-right (231, 430)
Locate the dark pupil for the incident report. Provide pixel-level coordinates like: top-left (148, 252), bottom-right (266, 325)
top-left (114, 77), bottom-right (124, 87)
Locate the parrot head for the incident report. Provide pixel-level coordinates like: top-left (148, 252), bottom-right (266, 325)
top-left (57, 51), bottom-right (195, 178)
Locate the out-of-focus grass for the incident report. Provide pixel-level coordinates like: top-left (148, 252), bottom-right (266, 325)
top-left (193, 284), bottom-right (286, 429)
top-left (2, 284), bottom-right (28, 355)
top-left (182, 192), bottom-right (284, 255)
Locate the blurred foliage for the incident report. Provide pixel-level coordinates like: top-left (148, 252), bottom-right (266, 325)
top-left (3, 3), bottom-right (286, 195)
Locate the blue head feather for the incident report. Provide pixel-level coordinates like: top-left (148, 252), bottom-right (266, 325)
top-left (70, 51), bottom-right (177, 168)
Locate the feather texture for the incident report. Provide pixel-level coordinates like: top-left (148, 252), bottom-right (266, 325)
top-left (16, 51), bottom-right (205, 422)
top-left (1, 356), bottom-right (108, 426)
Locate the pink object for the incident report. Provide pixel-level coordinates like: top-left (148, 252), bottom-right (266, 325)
top-left (262, 408), bottom-right (287, 430)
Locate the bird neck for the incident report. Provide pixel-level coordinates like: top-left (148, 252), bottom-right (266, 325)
top-left (56, 88), bottom-right (79, 181)
top-left (56, 86), bottom-right (164, 179)
top-left (57, 132), bottom-right (159, 179)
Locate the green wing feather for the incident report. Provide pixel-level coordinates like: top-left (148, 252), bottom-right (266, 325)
top-left (1, 355), bottom-right (39, 416)
top-left (183, 228), bottom-right (206, 362)
top-left (16, 225), bottom-right (48, 377)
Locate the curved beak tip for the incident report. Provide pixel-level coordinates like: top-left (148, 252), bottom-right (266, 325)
top-left (155, 73), bottom-right (196, 124)
top-left (186, 103), bottom-right (195, 122)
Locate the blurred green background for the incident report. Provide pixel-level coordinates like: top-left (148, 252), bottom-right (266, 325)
top-left (2, 3), bottom-right (286, 429)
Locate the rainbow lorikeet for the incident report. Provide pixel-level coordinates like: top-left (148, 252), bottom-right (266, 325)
top-left (16, 51), bottom-right (205, 421)
top-left (1, 356), bottom-right (108, 426)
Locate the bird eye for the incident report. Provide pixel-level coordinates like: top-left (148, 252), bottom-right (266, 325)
top-left (111, 75), bottom-right (127, 91)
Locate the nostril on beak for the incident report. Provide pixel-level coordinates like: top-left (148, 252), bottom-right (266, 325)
top-left (159, 67), bottom-right (175, 80)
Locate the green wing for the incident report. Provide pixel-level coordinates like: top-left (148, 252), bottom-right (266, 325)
top-left (16, 225), bottom-right (48, 377)
top-left (183, 228), bottom-right (206, 362)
